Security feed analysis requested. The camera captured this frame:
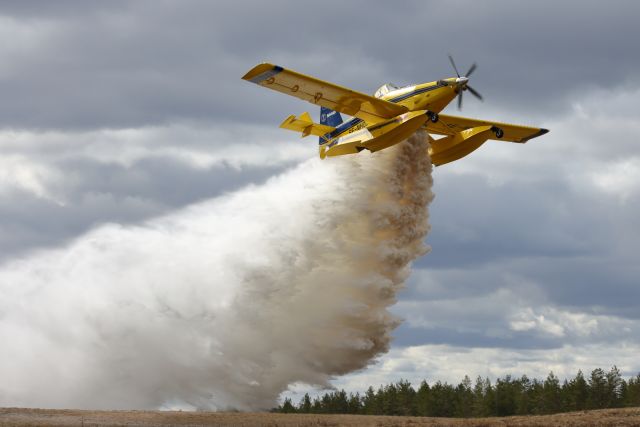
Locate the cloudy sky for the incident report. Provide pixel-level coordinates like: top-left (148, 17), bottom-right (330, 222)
top-left (1, 0), bottom-right (640, 405)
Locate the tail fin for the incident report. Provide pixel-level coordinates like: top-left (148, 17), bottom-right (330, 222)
top-left (319, 107), bottom-right (343, 144)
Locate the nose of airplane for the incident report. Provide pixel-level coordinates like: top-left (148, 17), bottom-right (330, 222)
top-left (455, 76), bottom-right (469, 86)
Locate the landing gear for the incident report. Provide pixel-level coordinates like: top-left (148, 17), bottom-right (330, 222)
top-left (491, 126), bottom-right (504, 139)
top-left (427, 111), bottom-right (439, 123)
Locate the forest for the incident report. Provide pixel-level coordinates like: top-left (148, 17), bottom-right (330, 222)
top-left (274, 366), bottom-right (640, 417)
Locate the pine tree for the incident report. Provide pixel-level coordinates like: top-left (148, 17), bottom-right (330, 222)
top-left (605, 365), bottom-right (623, 408)
top-left (311, 396), bottom-right (322, 413)
top-left (381, 383), bottom-right (398, 415)
top-left (298, 393), bottom-right (312, 413)
top-left (280, 397), bottom-right (296, 413)
top-left (543, 371), bottom-right (562, 414)
top-left (483, 377), bottom-right (497, 416)
top-left (626, 374), bottom-right (640, 407)
top-left (495, 375), bottom-right (519, 416)
top-left (455, 375), bottom-right (474, 417)
top-left (528, 378), bottom-right (545, 415)
top-left (395, 379), bottom-right (417, 416)
top-left (361, 386), bottom-right (379, 415)
top-left (320, 393), bottom-right (332, 413)
top-left (428, 381), bottom-right (456, 417)
top-left (415, 380), bottom-right (430, 416)
top-left (619, 379), bottom-right (629, 407)
top-left (588, 368), bottom-right (608, 409)
top-left (347, 392), bottom-right (362, 414)
top-left (471, 376), bottom-right (486, 417)
top-left (515, 375), bottom-right (533, 415)
top-left (335, 389), bottom-right (349, 413)
top-left (569, 370), bottom-right (589, 411)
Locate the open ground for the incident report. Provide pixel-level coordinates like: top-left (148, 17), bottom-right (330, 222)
top-left (1, 407), bottom-right (640, 426)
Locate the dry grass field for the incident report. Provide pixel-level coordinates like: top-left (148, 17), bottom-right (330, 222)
top-left (1, 407), bottom-right (640, 427)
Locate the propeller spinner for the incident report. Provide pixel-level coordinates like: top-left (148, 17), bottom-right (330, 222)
top-left (448, 54), bottom-right (483, 110)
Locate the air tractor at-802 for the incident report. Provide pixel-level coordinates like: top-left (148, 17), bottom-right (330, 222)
top-left (242, 56), bottom-right (548, 166)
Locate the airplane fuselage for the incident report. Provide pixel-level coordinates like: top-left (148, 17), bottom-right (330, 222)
top-left (381, 79), bottom-right (459, 112)
top-left (320, 79), bottom-right (460, 159)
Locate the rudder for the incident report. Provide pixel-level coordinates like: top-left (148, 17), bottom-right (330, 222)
top-left (319, 107), bottom-right (343, 144)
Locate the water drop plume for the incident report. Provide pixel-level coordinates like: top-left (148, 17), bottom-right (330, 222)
top-left (0, 131), bottom-right (434, 410)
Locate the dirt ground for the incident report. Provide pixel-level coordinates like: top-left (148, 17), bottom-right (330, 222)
top-left (1, 407), bottom-right (640, 427)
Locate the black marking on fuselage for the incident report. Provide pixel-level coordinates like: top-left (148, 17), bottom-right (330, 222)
top-left (389, 82), bottom-right (444, 103)
top-left (367, 118), bottom-right (399, 132)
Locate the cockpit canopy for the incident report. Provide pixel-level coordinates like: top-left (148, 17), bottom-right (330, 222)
top-left (374, 83), bottom-right (399, 98)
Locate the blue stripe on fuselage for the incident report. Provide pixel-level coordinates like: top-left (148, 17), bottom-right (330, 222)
top-left (320, 117), bottom-right (363, 145)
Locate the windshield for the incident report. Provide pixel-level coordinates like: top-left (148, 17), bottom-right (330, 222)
top-left (374, 83), bottom-right (399, 98)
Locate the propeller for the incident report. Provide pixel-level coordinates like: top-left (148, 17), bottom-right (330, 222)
top-left (447, 54), bottom-right (483, 110)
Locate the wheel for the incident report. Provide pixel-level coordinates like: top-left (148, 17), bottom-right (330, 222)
top-left (428, 112), bottom-right (439, 123)
top-left (493, 127), bottom-right (504, 139)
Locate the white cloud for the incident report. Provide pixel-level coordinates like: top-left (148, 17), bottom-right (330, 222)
top-left (507, 306), bottom-right (630, 339)
top-left (436, 86), bottom-right (640, 192)
top-left (0, 123), bottom-right (310, 170)
top-left (590, 157), bottom-right (640, 202)
top-left (0, 123), bottom-right (314, 262)
top-left (328, 342), bottom-right (640, 393)
top-left (0, 154), bottom-right (64, 203)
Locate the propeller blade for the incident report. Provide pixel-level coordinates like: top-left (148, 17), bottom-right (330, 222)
top-left (448, 54), bottom-right (461, 78)
top-left (465, 62), bottom-right (477, 77)
top-left (457, 90), bottom-right (463, 110)
top-left (466, 85), bottom-right (484, 101)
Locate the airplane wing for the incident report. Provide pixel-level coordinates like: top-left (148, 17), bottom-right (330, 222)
top-left (242, 63), bottom-right (408, 124)
top-left (425, 114), bottom-right (549, 143)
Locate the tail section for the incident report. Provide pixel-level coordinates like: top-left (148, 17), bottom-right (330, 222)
top-left (319, 107), bottom-right (343, 144)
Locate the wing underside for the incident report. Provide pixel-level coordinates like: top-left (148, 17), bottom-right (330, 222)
top-left (242, 63), bottom-right (408, 124)
top-left (426, 114), bottom-right (548, 143)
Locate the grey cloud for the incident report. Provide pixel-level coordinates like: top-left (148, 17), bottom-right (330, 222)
top-left (0, 0), bottom-right (639, 398)
top-left (1, 1), bottom-right (639, 130)
top-left (391, 323), bottom-right (563, 350)
top-left (392, 259), bottom-right (640, 351)
top-left (390, 158), bottom-right (640, 352)
top-left (419, 172), bottom-right (605, 269)
top-left (55, 156), bottom-right (277, 207)
top-left (0, 156), bottom-right (282, 263)
top-left (0, 1), bottom-right (128, 18)
top-left (516, 256), bottom-right (640, 313)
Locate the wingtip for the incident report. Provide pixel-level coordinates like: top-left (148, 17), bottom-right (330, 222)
top-left (519, 128), bottom-right (550, 143)
top-left (241, 62), bottom-right (279, 81)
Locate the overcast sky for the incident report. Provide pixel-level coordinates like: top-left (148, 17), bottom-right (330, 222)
top-left (1, 0), bottom-right (640, 404)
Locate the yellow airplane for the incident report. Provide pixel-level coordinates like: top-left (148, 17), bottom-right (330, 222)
top-left (242, 57), bottom-right (548, 166)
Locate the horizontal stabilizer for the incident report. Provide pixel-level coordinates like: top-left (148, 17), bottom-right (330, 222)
top-left (280, 112), bottom-right (336, 138)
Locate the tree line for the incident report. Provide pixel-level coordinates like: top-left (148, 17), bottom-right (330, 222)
top-left (274, 366), bottom-right (640, 417)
